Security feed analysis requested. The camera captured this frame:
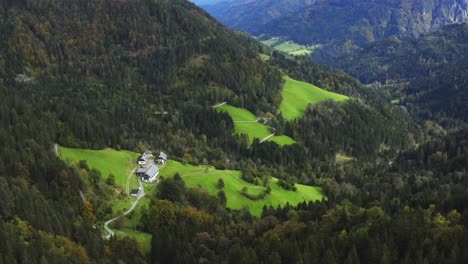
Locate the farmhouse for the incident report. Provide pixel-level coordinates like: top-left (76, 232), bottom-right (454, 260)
top-left (136, 164), bottom-right (159, 183)
top-left (138, 150), bottom-right (153, 165)
top-left (156, 151), bottom-right (168, 164)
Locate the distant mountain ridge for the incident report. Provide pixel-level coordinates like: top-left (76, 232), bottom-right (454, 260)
top-left (332, 23), bottom-right (468, 126)
top-left (200, 0), bottom-right (467, 59)
top-left (201, 0), bottom-right (317, 33)
top-left (260, 0), bottom-right (468, 45)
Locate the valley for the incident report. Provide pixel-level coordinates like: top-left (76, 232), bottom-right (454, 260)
top-left (0, 0), bottom-right (466, 263)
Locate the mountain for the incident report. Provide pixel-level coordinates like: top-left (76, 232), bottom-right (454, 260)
top-left (200, 0), bottom-right (317, 33)
top-left (260, 0), bottom-right (467, 45)
top-left (1, 0), bottom-right (467, 263)
top-left (333, 23), bottom-right (468, 84)
top-left (199, 0), bottom-right (467, 59)
top-left (331, 23), bottom-right (468, 126)
top-left (190, 0), bottom-right (229, 5)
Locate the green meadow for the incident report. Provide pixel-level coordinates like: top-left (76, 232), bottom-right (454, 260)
top-left (59, 146), bottom-right (140, 189)
top-left (216, 104), bottom-right (295, 146)
top-left (289, 49), bottom-right (313, 56)
top-left (161, 160), bottom-right (325, 216)
top-left (260, 37), bottom-right (315, 56)
top-left (274, 41), bottom-right (304, 53)
top-left (280, 76), bottom-right (349, 120)
top-left (261, 38), bottom-right (279, 46)
top-left (59, 146), bottom-right (153, 253)
top-left (217, 104), bottom-right (257, 121)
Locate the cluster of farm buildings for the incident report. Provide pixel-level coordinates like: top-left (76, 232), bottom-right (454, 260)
top-left (130, 150), bottom-right (167, 196)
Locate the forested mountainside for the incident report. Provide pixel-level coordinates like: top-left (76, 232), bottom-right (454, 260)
top-left (200, 0), bottom-right (317, 33)
top-left (332, 23), bottom-right (468, 84)
top-left (201, 0), bottom-right (467, 60)
top-left (261, 0), bottom-right (467, 44)
top-left (142, 127), bottom-right (468, 263)
top-left (331, 23), bottom-right (468, 127)
top-left (0, 0), bottom-right (467, 263)
top-left (190, 0), bottom-right (227, 5)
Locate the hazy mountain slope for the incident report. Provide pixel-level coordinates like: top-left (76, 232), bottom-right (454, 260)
top-left (0, 1), bottom-right (466, 263)
top-left (333, 23), bottom-right (468, 84)
top-left (259, 0), bottom-right (467, 47)
top-left (191, 0), bottom-right (229, 5)
top-left (330, 23), bottom-right (468, 126)
top-left (201, 0), bottom-right (317, 33)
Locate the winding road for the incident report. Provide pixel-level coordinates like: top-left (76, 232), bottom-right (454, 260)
top-left (103, 176), bottom-right (145, 239)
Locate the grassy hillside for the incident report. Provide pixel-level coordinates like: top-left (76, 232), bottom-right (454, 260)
top-left (261, 38), bottom-right (314, 56)
top-left (268, 135), bottom-right (297, 145)
top-left (160, 160), bottom-right (325, 216)
top-left (216, 104), bottom-right (295, 145)
top-left (280, 76), bottom-right (349, 120)
top-left (59, 146), bottom-right (153, 252)
top-left (216, 104), bottom-right (258, 121)
top-left (59, 146), bottom-right (140, 189)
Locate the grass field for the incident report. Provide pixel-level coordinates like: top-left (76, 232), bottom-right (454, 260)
top-left (160, 160), bottom-right (325, 216)
top-left (59, 146), bottom-right (140, 189)
top-left (217, 104), bottom-right (257, 121)
top-left (113, 228), bottom-right (152, 254)
top-left (268, 135), bottom-right (297, 145)
top-left (234, 122), bottom-right (272, 143)
top-left (290, 49), bottom-right (313, 56)
top-left (280, 76), bottom-right (349, 120)
top-left (215, 104), bottom-right (295, 146)
top-left (273, 41), bottom-right (304, 53)
top-left (260, 38), bottom-right (315, 56)
top-left (261, 38), bottom-right (279, 46)
top-left (59, 146), bottom-right (152, 253)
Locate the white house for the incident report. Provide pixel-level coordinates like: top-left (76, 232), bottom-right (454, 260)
top-left (136, 164), bottom-right (159, 183)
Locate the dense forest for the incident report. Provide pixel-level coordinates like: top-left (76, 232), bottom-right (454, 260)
top-left (331, 23), bottom-right (468, 84)
top-left (330, 23), bottom-right (468, 126)
top-left (200, 0), bottom-right (317, 33)
top-left (0, 0), bottom-right (466, 263)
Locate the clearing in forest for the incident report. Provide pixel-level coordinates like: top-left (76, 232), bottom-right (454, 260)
top-left (59, 146), bottom-right (151, 253)
top-left (260, 38), bottom-right (316, 56)
top-left (160, 160), bottom-right (325, 216)
top-left (215, 104), bottom-right (295, 146)
top-left (59, 146), bottom-right (140, 189)
top-left (280, 76), bottom-right (349, 120)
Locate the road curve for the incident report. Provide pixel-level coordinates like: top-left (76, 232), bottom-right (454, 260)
top-left (103, 177), bottom-right (145, 239)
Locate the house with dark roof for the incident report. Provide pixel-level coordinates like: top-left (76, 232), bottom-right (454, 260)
top-left (156, 151), bottom-right (168, 164)
top-left (130, 188), bottom-right (140, 197)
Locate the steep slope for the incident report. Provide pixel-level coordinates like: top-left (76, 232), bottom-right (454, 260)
top-left (0, 0), bottom-right (285, 149)
top-left (333, 23), bottom-right (468, 84)
top-left (280, 76), bottom-right (349, 120)
top-left (261, 0), bottom-right (467, 45)
top-left (199, 0), bottom-right (467, 61)
top-left (332, 24), bottom-right (468, 126)
top-left (0, 0), bottom-right (287, 262)
top-left (0, 0), bottom-right (426, 262)
top-left (201, 0), bottom-right (317, 33)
